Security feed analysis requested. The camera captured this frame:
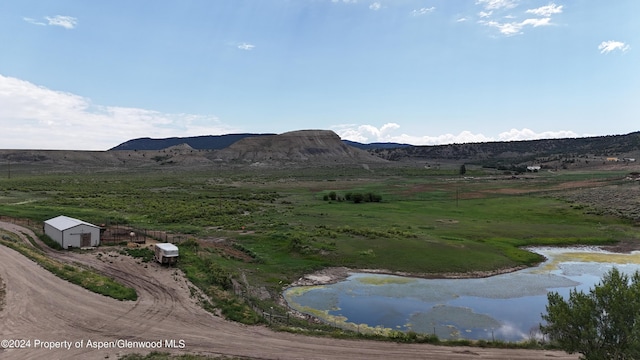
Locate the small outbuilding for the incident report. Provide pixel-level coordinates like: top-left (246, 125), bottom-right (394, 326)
top-left (43, 215), bottom-right (101, 249)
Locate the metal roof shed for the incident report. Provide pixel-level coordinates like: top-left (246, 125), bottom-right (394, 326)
top-left (43, 215), bottom-right (101, 249)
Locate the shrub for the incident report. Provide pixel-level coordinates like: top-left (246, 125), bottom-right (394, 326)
top-left (40, 234), bottom-right (63, 250)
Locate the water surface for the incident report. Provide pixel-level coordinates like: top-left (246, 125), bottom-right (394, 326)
top-left (284, 247), bottom-right (640, 341)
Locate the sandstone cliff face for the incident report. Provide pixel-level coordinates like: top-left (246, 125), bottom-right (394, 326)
top-left (213, 130), bottom-right (387, 164)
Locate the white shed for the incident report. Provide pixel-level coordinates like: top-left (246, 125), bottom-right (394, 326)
top-left (43, 215), bottom-right (101, 249)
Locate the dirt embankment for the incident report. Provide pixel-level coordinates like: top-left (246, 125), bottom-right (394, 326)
top-left (0, 275), bottom-right (5, 312)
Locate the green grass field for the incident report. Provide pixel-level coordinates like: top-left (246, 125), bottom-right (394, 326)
top-left (1, 166), bottom-right (637, 324)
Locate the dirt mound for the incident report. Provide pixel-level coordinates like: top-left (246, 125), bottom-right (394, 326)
top-left (214, 130), bottom-right (386, 164)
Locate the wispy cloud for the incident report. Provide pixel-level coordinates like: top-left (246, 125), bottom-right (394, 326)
top-left (0, 75), bottom-right (235, 150)
top-left (526, 3), bottom-right (563, 17)
top-left (369, 2), bottom-right (382, 11)
top-left (24, 15), bottom-right (78, 29)
top-left (237, 43), bottom-right (255, 51)
top-left (411, 7), bottom-right (436, 16)
top-left (23, 17), bottom-right (47, 26)
top-left (46, 15), bottom-right (78, 29)
top-left (474, 0), bottom-right (564, 36)
top-left (481, 17), bottom-right (552, 35)
top-left (331, 0), bottom-right (358, 3)
top-left (476, 0), bottom-right (518, 11)
top-left (332, 123), bottom-right (580, 145)
top-left (598, 40), bottom-right (630, 54)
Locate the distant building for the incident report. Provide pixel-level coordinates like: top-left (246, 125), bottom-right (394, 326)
top-left (527, 166), bottom-right (541, 172)
top-left (43, 215), bottom-right (101, 249)
top-left (606, 157), bottom-right (620, 162)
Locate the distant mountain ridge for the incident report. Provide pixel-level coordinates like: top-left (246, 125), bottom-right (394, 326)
top-left (109, 133), bottom-right (276, 151)
top-left (372, 132), bottom-right (640, 165)
top-left (3, 130), bottom-right (637, 170)
top-left (109, 131), bottom-right (640, 166)
top-left (110, 134), bottom-right (411, 151)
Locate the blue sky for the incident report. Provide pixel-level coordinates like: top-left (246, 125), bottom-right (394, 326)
top-left (0, 0), bottom-right (637, 150)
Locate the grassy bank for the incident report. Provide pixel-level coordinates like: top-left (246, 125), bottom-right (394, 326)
top-left (0, 230), bottom-right (137, 301)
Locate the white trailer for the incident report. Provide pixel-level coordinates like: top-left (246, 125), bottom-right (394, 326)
top-left (154, 243), bottom-right (179, 264)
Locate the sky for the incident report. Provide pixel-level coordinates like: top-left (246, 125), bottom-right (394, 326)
top-left (0, 0), bottom-right (638, 150)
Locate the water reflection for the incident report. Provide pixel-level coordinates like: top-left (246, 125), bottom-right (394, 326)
top-left (283, 247), bottom-right (640, 341)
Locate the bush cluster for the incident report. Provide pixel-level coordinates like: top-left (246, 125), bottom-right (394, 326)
top-left (322, 191), bottom-right (382, 203)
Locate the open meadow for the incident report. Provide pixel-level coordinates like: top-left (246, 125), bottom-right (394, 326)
top-left (1, 162), bottom-right (638, 331)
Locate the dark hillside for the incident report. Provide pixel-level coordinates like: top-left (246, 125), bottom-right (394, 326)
top-left (109, 133), bottom-right (274, 151)
top-left (371, 132), bottom-right (640, 165)
top-left (342, 140), bottom-right (411, 150)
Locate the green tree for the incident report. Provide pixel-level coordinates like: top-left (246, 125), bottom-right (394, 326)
top-left (351, 192), bottom-right (364, 203)
top-left (541, 268), bottom-right (640, 360)
top-left (459, 164), bottom-right (466, 176)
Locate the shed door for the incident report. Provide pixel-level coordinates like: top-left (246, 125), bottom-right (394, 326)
top-left (81, 233), bottom-right (91, 247)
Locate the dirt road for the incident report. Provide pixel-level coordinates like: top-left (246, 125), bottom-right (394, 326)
top-left (0, 221), bottom-right (578, 360)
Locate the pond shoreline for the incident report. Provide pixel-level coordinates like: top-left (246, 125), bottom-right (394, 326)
top-left (289, 265), bottom-right (530, 287)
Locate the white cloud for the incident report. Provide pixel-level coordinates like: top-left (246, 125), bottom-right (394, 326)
top-left (476, 0), bottom-right (518, 10)
top-left (333, 123), bottom-right (580, 145)
top-left (526, 3), bottom-right (563, 17)
top-left (521, 17), bottom-right (552, 27)
top-left (475, 0), bottom-right (563, 36)
top-left (411, 7), bottom-right (436, 16)
top-left (598, 40), bottom-right (630, 54)
top-left (480, 17), bottom-right (551, 35)
top-left (23, 17), bottom-right (46, 26)
top-left (24, 15), bottom-right (78, 29)
top-left (0, 75), bottom-right (236, 150)
top-left (456, 17), bottom-right (469, 22)
top-left (496, 128), bottom-right (578, 141)
top-left (237, 43), bottom-right (255, 51)
top-left (332, 0), bottom-right (357, 3)
top-left (45, 15), bottom-right (77, 29)
top-left (369, 2), bottom-right (381, 11)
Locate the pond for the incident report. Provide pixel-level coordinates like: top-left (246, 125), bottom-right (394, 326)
top-left (283, 247), bottom-right (640, 341)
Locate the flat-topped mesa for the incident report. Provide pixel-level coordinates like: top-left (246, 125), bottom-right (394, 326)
top-left (215, 130), bottom-right (387, 163)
